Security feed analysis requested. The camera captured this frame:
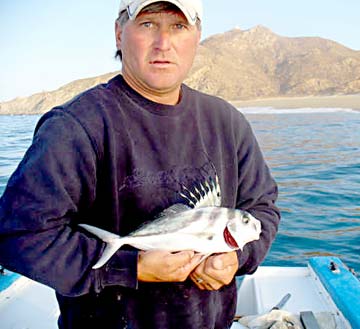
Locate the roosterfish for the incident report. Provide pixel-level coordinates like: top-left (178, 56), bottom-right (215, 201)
top-left (79, 174), bottom-right (262, 269)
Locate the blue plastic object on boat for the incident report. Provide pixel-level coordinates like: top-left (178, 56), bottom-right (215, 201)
top-left (0, 270), bottom-right (20, 292)
top-left (309, 256), bottom-right (360, 329)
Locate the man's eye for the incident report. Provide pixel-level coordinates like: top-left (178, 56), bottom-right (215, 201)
top-left (141, 22), bottom-right (153, 28)
top-left (174, 24), bottom-right (186, 30)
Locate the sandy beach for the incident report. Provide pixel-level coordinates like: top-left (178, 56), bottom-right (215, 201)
top-left (231, 94), bottom-right (360, 110)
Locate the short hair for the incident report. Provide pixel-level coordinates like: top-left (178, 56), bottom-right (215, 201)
top-left (115, 10), bottom-right (129, 61)
top-left (115, 1), bottom-right (201, 61)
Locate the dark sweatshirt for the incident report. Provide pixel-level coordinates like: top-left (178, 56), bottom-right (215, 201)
top-left (0, 75), bottom-right (280, 329)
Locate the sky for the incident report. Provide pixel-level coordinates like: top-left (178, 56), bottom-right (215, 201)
top-left (1, 0), bottom-right (360, 102)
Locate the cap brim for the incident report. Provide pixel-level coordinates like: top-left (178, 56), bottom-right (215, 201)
top-left (126, 0), bottom-right (199, 25)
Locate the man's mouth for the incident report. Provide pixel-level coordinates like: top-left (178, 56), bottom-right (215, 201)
top-left (150, 60), bottom-right (174, 67)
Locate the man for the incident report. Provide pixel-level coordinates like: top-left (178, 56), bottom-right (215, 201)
top-left (0, 1), bottom-right (280, 328)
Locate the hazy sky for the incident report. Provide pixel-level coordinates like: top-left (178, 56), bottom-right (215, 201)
top-left (1, 0), bottom-right (359, 102)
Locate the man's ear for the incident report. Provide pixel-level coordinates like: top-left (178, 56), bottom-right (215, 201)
top-left (115, 21), bottom-right (122, 51)
top-left (195, 27), bottom-right (201, 46)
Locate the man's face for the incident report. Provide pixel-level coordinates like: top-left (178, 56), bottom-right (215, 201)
top-left (115, 9), bottom-right (201, 104)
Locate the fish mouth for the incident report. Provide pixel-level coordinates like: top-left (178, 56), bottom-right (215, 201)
top-left (223, 227), bottom-right (239, 249)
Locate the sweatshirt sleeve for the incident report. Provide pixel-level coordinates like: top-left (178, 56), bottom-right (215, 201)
top-left (235, 118), bottom-right (281, 275)
top-left (0, 110), bottom-right (138, 296)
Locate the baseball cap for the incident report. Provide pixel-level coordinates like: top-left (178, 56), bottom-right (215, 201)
top-left (118, 0), bottom-right (203, 25)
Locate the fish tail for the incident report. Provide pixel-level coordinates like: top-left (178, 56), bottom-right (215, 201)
top-left (78, 224), bottom-right (125, 269)
top-left (92, 240), bottom-right (125, 269)
top-left (78, 224), bottom-right (120, 241)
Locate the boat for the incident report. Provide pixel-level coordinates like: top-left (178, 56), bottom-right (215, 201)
top-left (0, 256), bottom-right (359, 328)
top-left (232, 256), bottom-right (359, 329)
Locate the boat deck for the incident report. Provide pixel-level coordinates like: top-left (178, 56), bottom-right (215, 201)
top-left (0, 257), bottom-right (358, 328)
top-left (233, 265), bottom-right (349, 328)
top-left (0, 275), bottom-right (59, 329)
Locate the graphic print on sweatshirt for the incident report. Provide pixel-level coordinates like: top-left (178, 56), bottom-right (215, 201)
top-left (117, 160), bottom-right (221, 235)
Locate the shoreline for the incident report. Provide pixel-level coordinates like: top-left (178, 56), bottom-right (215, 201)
top-left (1, 94), bottom-right (360, 116)
top-left (231, 94), bottom-right (360, 110)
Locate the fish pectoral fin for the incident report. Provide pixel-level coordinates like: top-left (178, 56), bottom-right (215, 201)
top-left (92, 240), bottom-right (124, 269)
top-left (79, 224), bottom-right (120, 242)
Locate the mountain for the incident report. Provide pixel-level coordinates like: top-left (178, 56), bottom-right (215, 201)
top-left (1, 25), bottom-right (360, 115)
top-left (187, 25), bottom-right (360, 100)
top-left (0, 72), bottom-right (119, 115)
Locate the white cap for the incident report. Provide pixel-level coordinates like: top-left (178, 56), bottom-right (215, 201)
top-left (118, 0), bottom-right (203, 25)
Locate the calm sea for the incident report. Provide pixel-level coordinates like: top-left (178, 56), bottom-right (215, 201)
top-left (0, 109), bottom-right (359, 289)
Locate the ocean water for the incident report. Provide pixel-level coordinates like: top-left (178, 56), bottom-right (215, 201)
top-left (0, 110), bottom-right (359, 289)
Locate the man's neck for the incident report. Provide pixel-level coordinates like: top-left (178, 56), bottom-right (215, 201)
top-left (122, 73), bottom-right (181, 106)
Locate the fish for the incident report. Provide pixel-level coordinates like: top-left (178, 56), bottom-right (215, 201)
top-left (79, 173), bottom-right (262, 269)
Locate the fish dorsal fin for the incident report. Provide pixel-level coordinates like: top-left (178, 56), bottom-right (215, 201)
top-left (180, 173), bottom-right (221, 209)
top-left (155, 203), bottom-right (191, 219)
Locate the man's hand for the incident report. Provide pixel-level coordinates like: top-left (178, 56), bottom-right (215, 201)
top-left (137, 250), bottom-right (202, 282)
top-left (190, 251), bottom-right (239, 290)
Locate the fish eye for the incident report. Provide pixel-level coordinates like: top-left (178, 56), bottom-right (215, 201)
top-left (243, 215), bottom-right (250, 224)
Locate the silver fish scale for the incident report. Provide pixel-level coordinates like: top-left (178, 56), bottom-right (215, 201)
top-left (129, 207), bottom-right (226, 237)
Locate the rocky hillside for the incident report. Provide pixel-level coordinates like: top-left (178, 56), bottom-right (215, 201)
top-left (187, 26), bottom-right (360, 100)
top-left (0, 72), bottom-right (119, 115)
top-left (1, 25), bottom-right (360, 114)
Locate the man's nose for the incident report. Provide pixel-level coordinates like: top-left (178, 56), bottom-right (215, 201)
top-left (154, 29), bottom-right (171, 51)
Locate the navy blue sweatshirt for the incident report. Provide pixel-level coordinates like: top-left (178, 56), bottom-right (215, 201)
top-left (0, 75), bottom-right (280, 328)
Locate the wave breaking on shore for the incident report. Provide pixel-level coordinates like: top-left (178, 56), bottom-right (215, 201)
top-left (238, 107), bottom-right (358, 114)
